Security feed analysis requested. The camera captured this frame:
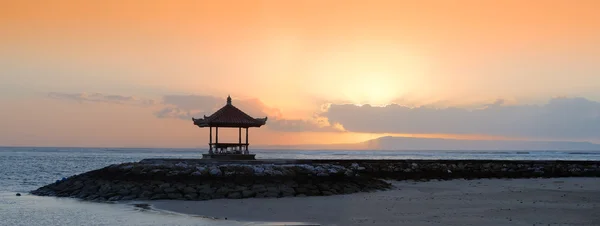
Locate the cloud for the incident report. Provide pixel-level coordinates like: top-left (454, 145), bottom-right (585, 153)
top-left (322, 97), bottom-right (600, 139)
top-left (47, 92), bottom-right (155, 106)
top-left (267, 118), bottom-right (344, 132)
top-left (154, 95), bottom-right (269, 119)
top-left (155, 94), bottom-right (342, 132)
top-left (154, 107), bottom-right (204, 120)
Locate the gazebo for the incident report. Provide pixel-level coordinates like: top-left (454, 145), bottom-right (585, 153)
top-left (192, 95), bottom-right (267, 160)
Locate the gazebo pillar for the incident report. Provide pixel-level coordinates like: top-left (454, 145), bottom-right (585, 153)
top-left (215, 127), bottom-right (219, 153)
top-left (209, 127), bottom-right (213, 154)
top-left (245, 128), bottom-right (249, 152)
top-left (238, 127), bottom-right (242, 151)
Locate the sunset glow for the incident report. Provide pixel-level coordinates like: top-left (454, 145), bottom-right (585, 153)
top-left (1, 0), bottom-right (599, 147)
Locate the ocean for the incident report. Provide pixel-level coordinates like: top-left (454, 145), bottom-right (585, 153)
top-left (1, 147), bottom-right (599, 226)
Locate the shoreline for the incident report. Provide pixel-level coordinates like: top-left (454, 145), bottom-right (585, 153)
top-left (149, 177), bottom-right (600, 226)
top-left (31, 159), bottom-right (600, 202)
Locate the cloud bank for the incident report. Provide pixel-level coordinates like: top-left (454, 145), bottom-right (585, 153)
top-left (323, 97), bottom-right (600, 139)
top-left (48, 91), bottom-right (600, 140)
top-left (47, 92), bottom-right (155, 106)
top-left (155, 95), bottom-right (341, 132)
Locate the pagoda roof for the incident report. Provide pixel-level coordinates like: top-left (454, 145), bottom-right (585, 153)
top-left (192, 96), bottom-right (268, 128)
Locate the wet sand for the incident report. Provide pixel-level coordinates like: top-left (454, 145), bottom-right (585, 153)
top-left (151, 178), bottom-right (600, 226)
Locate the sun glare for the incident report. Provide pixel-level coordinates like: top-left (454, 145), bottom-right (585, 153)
top-left (342, 73), bottom-right (400, 106)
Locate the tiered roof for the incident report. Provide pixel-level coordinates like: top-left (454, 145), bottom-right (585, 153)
top-left (192, 96), bottom-right (268, 128)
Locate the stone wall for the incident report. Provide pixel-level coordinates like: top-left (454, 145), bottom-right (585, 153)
top-left (30, 161), bottom-right (391, 202)
top-left (30, 159), bottom-right (600, 202)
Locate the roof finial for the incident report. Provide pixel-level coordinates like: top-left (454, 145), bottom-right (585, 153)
top-left (227, 95), bottom-right (232, 105)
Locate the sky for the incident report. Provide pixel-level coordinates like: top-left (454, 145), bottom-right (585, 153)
top-left (1, 0), bottom-right (599, 147)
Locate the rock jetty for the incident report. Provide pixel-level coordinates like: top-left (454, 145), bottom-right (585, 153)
top-left (31, 159), bottom-right (600, 202)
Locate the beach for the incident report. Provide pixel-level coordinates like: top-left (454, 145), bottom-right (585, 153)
top-left (151, 177), bottom-right (600, 226)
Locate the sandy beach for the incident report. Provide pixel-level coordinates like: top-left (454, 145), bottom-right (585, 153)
top-left (150, 177), bottom-right (600, 226)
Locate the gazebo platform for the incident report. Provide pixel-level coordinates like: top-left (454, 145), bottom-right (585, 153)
top-left (202, 154), bottom-right (256, 160)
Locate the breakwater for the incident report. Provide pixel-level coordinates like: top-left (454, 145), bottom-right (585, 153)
top-left (31, 159), bottom-right (600, 202)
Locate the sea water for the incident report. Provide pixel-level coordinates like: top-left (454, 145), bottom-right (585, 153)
top-left (0, 147), bottom-right (243, 226)
top-left (1, 147), bottom-right (599, 226)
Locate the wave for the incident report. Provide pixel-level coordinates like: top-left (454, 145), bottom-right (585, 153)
top-left (447, 151), bottom-right (530, 155)
top-left (568, 152), bottom-right (600, 155)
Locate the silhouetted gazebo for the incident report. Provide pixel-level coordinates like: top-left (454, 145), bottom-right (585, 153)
top-left (192, 95), bottom-right (267, 160)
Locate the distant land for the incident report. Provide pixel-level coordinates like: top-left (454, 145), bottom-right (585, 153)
top-left (260, 136), bottom-right (600, 151)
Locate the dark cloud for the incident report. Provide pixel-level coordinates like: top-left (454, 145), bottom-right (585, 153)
top-left (154, 95), bottom-right (341, 132)
top-left (266, 119), bottom-right (343, 132)
top-left (322, 97), bottom-right (600, 139)
top-left (154, 107), bottom-right (203, 120)
top-left (47, 92), bottom-right (155, 106)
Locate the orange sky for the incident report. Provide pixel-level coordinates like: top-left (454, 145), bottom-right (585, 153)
top-left (1, 0), bottom-right (599, 147)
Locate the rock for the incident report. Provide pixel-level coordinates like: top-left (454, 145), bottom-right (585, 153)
top-left (93, 197), bottom-right (107, 202)
top-left (166, 171), bottom-right (182, 177)
top-left (343, 184), bottom-right (360, 193)
top-left (330, 184), bottom-right (341, 192)
top-left (267, 185), bottom-right (280, 192)
top-left (175, 162), bottom-right (188, 168)
top-left (322, 191), bottom-right (334, 196)
top-left (255, 192), bottom-right (267, 198)
top-left (198, 186), bottom-right (214, 194)
top-left (253, 166), bottom-right (265, 175)
top-left (210, 168), bottom-right (222, 176)
top-left (294, 187), bottom-right (308, 194)
top-left (86, 194), bottom-right (99, 200)
top-left (164, 187), bottom-right (177, 193)
top-left (150, 194), bottom-right (168, 200)
top-left (184, 193), bottom-right (198, 200)
top-left (281, 191), bottom-right (295, 197)
top-left (182, 187), bottom-right (196, 194)
top-left (72, 181), bottom-right (84, 190)
top-left (317, 184), bottom-right (330, 191)
top-left (280, 187), bottom-right (296, 197)
top-left (191, 171), bottom-right (203, 176)
top-left (121, 195), bottom-right (137, 200)
top-left (216, 187), bottom-right (231, 196)
top-left (227, 192), bottom-right (242, 199)
top-left (284, 181), bottom-right (298, 188)
top-left (174, 183), bottom-right (186, 191)
top-left (197, 193), bottom-right (212, 200)
top-left (107, 195), bottom-right (122, 201)
top-left (15, 193), bottom-right (21, 196)
top-left (117, 189), bottom-right (130, 196)
top-left (233, 185), bottom-right (247, 192)
top-left (242, 190), bottom-right (256, 198)
top-left (212, 193), bottom-right (225, 199)
top-left (158, 183), bottom-right (170, 189)
top-left (138, 191), bottom-right (154, 200)
top-left (305, 189), bottom-right (320, 196)
top-left (167, 193), bottom-right (183, 199)
top-left (264, 191), bottom-right (280, 198)
top-left (97, 184), bottom-right (111, 193)
top-left (251, 184), bottom-right (267, 193)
